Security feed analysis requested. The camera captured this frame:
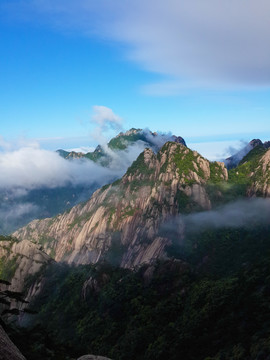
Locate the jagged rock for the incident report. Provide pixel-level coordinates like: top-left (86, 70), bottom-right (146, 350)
top-left (0, 325), bottom-right (26, 360)
top-left (13, 142), bottom-right (227, 269)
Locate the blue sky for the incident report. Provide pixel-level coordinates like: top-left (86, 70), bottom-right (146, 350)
top-left (1, 0), bottom-right (270, 160)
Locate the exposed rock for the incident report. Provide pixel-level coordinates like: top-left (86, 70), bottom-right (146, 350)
top-left (249, 148), bottom-right (270, 197)
top-left (0, 239), bottom-right (52, 294)
top-left (0, 325), bottom-right (26, 360)
top-left (13, 142), bottom-right (227, 269)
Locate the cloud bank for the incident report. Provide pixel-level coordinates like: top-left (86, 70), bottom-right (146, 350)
top-left (0, 145), bottom-right (123, 191)
top-left (3, 0), bottom-right (270, 90)
top-left (0, 127), bottom-right (175, 232)
top-left (185, 198), bottom-right (270, 232)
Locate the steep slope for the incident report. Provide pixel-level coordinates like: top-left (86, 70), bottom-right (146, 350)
top-left (1, 129), bottom-right (186, 235)
top-left (0, 236), bottom-right (52, 293)
top-left (14, 142), bottom-right (227, 268)
top-left (228, 146), bottom-right (270, 197)
top-left (225, 138), bottom-right (270, 169)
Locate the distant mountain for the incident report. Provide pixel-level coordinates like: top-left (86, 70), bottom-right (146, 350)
top-left (0, 128), bottom-right (186, 234)
top-left (225, 138), bottom-right (270, 169)
top-left (229, 143), bottom-right (270, 197)
top-left (57, 128), bottom-right (186, 166)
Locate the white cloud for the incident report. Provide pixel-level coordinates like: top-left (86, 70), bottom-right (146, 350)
top-left (3, 0), bottom-right (270, 90)
top-left (92, 105), bottom-right (122, 127)
top-left (184, 198), bottom-right (270, 230)
top-left (189, 140), bottom-right (245, 161)
top-left (0, 128), bottom-right (185, 191)
top-left (91, 105), bottom-right (123, 144)
top-left (0, 145), bottom-right (121, 190)
top-left (163, 198), bottom-right (270, 237)
top-left (66, 146), bottom-right (95, 154)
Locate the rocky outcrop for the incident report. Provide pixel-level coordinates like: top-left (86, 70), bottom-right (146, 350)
top-left (13, 142), bottom-right (227, 269)
top-left (248, 148), bottom-right (270, 197)
top-left (0, 238), bottom-right (52, 294)
top-left (0, 325), bottom-right (26, 360)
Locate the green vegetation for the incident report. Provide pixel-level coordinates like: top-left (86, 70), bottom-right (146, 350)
top-left (175, 188), bottom-right (202, 213)
top-left (174, 147), bottom-right (204, 180)
top-left (0, 235), bottom-right (18, 242)
top-left (228, 145), bottom-right (266, 189)
top-left (39, 236), bottom-right (56, 247)
top-left (68, 209), bottom-right (96, 230)
top-left (11, 221), bottom-right (270, 360)
top-left (108, 129), bottom-right (144, 150)
top-left (209, 162), bottom-right (225, 183)
top-left (3, 140), bottom-right (270, 359)
top-left (0, 256), bottom-right (19, 281)
top-left (126, 151), bottom-right (155, 176)
top-left (0, 236), bottom-right (20, 280)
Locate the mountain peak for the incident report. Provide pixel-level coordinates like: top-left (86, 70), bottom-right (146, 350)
top-left (225, 138), bottom-right (270, 169)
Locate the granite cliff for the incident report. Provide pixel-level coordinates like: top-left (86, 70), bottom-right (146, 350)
top-left (13, 142), bottom-right (227, 268)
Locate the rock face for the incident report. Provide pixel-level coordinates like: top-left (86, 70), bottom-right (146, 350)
top-left (0, 325), bottom-right (26, 360)
top-left (13, 142), bottom-right (227, 269)
top-left (248, 148), bottom-right (270, 197)
top-left (0, 238), bottom-right (52, 293)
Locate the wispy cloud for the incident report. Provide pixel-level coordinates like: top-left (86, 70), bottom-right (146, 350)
top-left (2, 0), bottom-right (270, 91)
top-left (91, 105), bottom-right (123, 144)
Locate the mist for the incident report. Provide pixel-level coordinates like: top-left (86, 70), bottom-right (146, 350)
top-left (223, 141), bottom-right (252, 168)
top-left (142, 129), bottom-right (176, 150)
top-left (180, 198), bottom-right (270, 235)
top-left (0, 128), bottom-right (178, 233)
top-left (160, 198), bottom-right (270, 254)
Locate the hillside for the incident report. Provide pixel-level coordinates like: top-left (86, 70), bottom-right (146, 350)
top-left (228, 145), bottom-right (270, 197)
top-left (13, 142), bottom-right (227, 268)
top-left (0, 128), bottom-right (186, 235)
top-left (1, 139), bottom-right (270, 359)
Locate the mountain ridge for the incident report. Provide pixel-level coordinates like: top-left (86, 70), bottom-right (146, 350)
top-left (13, 142), bottom-right (227, 268)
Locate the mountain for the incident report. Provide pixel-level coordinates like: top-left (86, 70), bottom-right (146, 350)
top-left (13, 142), bottom-right (227, 268)
top-left (0, 235), bottom-right (52, 293)
top-left (6, 139), bottom-right (270, 279)
top-left (2, 138), bottom-right (270, 359)
top-left (0, 128), bottom-right (186, 234)
top-left (225, 138), bottom-right (270, 169)
top-left (228, 144), bottom-right (270, 197)
top-left (57, 128), bottom-right (186, 165)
